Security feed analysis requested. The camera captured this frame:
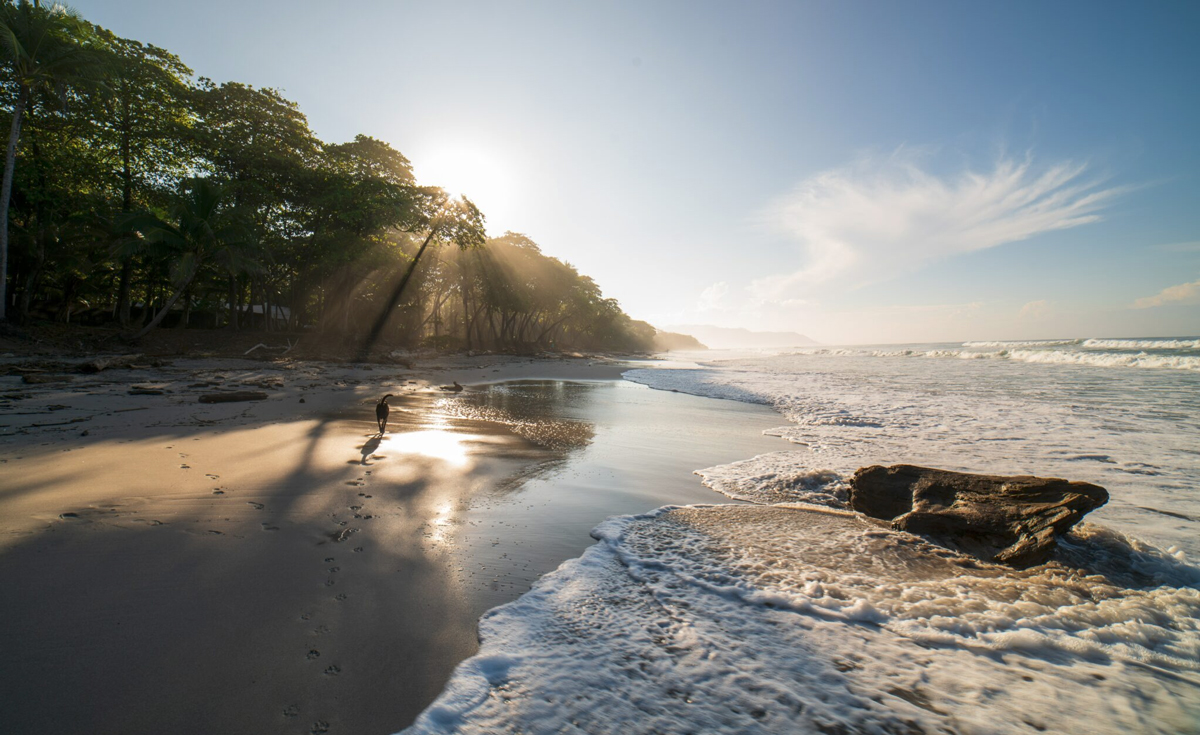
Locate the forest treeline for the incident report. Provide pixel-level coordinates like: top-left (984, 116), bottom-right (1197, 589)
top-left (0, 1), bottom-right (663, 354)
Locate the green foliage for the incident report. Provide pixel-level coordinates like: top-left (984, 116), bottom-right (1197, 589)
top-left (0, 3), bottom-right (653, 353)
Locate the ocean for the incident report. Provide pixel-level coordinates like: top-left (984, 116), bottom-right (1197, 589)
top-left (402, 338), bottom-right (1200, 734)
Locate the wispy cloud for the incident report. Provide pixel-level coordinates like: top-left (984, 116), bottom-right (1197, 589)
top-left (1019, 299), bottom-right (1052, 320)
top-left (755, 150), bottom-right (1124, 298)
top-left (1132, 278), bottom-right (1200, 309)
top-left (697, 281), bottom-right (729, 311)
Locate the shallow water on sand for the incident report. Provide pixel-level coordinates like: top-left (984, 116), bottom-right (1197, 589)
top-left (0, 370), bottom-right (793, 735)
top-left (405, 353), bottom-right (1200, 735)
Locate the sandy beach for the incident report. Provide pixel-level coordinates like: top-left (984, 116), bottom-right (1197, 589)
top-left (0, 353), bottom-right (791, 735)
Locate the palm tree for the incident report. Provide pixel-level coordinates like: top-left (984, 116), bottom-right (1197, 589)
top-left (0, 0), bottom-right (99, 320)
top-left (122, 177), bottom-right (249, 339)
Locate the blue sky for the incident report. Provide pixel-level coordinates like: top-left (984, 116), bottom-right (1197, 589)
top-left (76, 0), bottom-right (1200, 343)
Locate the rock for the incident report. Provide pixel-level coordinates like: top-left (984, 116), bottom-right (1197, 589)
top-left (198, 391), bottom-right (269, 404)
top-left (849, 464), bottom-right (1108, 568)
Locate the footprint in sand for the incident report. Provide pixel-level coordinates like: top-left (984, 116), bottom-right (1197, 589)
top-left (324, 579), bottom-right (335, 587)
top-left (324, 557), bottom-right (335, 562)
top-left (310, 721), bottom-right (330, 734)
top-left (353, 546), bottom-right (364, 553)
top-left (306, 650), bottom-right (320, 660)
top-left (212, 489), bottom-right (225, 495)
top-left (323, 665), bottom-right (341, 676)
top-left (300, 613), bottom-right (313, 621)
top-left (335, 593), bottom-right (348, 602)
top-left (282, 705), bottom-right (299, 718)
top-left (205, 473), bottom-right (219, 480)
top-left (314, 625), bottom-right (330, 635)
top-left (247, 501), bottom-right (264, 510)
top-left (180, 464), bottom-right (190, 469)
top-left (261, 523), bottom-right (280, 531)
top-left (328, 567), bottom-right (339, 573)
top-left (207, 529), bottom-right (223, 535)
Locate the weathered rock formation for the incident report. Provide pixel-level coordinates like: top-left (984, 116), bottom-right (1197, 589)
top-left (850, 464), bottom-right (1109, 568)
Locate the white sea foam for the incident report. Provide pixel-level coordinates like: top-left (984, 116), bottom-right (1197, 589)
top-left (1082, 338), bottom-right (1200, 350)
top-left (403, 343), bottom-right (1200, 734)
top-left (625, 348), bottom-right (1200, 555)
top-left (963, 338), bottom-right (1083, 348)
top-left (784, 345), bottom-right (1200, 371)
top-left (403, 506), bottom-right (1200, 734)
top-left (694, 453), bottom-right (848, 507)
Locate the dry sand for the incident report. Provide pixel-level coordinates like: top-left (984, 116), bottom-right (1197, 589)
top-left (0, 353), bottom-right (791, 734)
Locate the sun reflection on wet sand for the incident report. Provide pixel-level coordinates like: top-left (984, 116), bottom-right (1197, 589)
top-left (385, 429), bottom-right (472, 467)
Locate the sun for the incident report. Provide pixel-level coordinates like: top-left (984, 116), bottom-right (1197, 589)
top-left (412, 143), bottom-right (516, 234)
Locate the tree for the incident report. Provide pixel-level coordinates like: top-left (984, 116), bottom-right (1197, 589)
top-left (357, 192), bottom-right (485, 358)
top-left (192, 80), bottom-right (319, 329)
top-left (0, 0), bottom-right (98, 320)
top-left (92, 28), bottom-right (197, 326)
top-left (121, 177), bottom-right (249, 339)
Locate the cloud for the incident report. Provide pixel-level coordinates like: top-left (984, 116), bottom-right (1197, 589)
top-left (1019, 299), bottom-right (1052, 319)
top-left (755, 150), bottom-right (1124, 298)
top-left (697, 281), bottom-right (730, 311)
top-left (1132, 278), bottom-right (1200, 309)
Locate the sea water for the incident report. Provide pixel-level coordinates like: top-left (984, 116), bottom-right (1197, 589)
top-left (402, 338), bottom-right (1200, 734)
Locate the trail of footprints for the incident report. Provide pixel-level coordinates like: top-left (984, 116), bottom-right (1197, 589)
top-left (284, 459), bottom-right (382, 733)
top-left (177, 439), bottom-right (386, 730)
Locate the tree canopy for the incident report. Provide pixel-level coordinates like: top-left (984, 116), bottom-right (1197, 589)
top-left (0, 0), bottom-right (655, 354)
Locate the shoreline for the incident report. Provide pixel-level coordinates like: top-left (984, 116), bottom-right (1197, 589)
top-left (0, 354), bottom-right (790, 734)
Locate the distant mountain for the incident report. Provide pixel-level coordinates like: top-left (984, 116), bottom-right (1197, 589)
top-left (652, 330), bottom-right (708, 351)
top-left (664, 325), bottom-right (818, 350)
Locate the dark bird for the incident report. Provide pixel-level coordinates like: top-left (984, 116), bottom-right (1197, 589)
top-left (376, 394), bottom-right (394, 434)
top-left (439, 381), bottom-right (464, 393)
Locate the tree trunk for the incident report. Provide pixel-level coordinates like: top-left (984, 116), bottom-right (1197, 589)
top-left (116, 259), bottom-right (133, 326)
top-left (227, 275), bottom-right (238, 329)
top-left (116, 102), bottom-right (134, 327)
top-left (0, 87), bottom-right (29, 321)
top-left (133, 269), bottom-right (198, 340)
top-left (177, 285), bottom-right (192, 329)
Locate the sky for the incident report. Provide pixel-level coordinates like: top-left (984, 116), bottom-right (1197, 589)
top-left (74, 0), bottom-right (1200, 344)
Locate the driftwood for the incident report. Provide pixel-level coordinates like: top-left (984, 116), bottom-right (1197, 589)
top-left (22, 374), bottom-right (72, 384)
top-left (198, 391), bottom-right (269, 404)
top-left (244, 343), bottom-right (290, 356)
top-left (78, 354), bottom-right (144, 373)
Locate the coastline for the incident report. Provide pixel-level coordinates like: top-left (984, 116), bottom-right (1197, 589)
top-left (0, 353), bottom-right (789, 734)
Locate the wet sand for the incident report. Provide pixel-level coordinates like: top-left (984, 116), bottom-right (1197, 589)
top-left (0, 356), bottom-right (792, 734)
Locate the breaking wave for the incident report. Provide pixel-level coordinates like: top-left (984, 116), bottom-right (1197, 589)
top-left (400, 341), bottom-right (1200, 734)
top-left (785, 340), bottom-right (1200, 371)
top-left (404, 506), bottom-right (1200, 735)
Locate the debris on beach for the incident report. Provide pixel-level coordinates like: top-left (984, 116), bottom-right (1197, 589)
top-left (197, 391), bottom-right (269, 404)
top-left (77, 354), bottom-right (145, 373)
top-left (127, 387), bottom-right (166, 395)
top-left (850, 464), bottom-right (1109, 567)
top-left (22, 373), bottom-right (72, 384)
